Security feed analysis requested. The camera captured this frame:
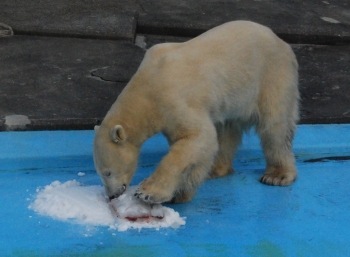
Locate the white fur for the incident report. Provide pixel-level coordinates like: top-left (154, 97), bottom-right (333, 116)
top-left (94, 21), bottom-right (299, 204)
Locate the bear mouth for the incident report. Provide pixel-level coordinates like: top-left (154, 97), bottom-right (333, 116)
top-left (108, 184), bottom-right (127, 201)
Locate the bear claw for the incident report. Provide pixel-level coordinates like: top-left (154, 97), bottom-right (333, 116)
top-left (260, 174), bottom-right (295, 186)
top-left (134, 189), bottom-right (154, 204)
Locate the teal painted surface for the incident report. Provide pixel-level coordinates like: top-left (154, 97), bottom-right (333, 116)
top-left (0, 125), bottom-right (350, 257)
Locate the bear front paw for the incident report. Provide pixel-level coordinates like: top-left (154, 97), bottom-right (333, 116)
top-left (135, 178), bottom-right (175, 204)
top-left (134, 189), bottom-right (156, 204)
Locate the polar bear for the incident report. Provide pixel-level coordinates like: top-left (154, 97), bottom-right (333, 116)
top-left (93, 20), bottom-right (299, 204)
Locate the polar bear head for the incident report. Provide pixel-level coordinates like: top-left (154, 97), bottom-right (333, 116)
top-left (93, 124), bottom-right (140, 200)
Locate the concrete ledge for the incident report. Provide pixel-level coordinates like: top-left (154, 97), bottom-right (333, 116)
top-left (1, 0), bottom-right (350, 44)
top-left (0, 0), bottom-right (350, 130)
top-left (295, 44), bottom-right (350, 124)
top-left (0, 0), bottom-right (139, 41)
top-left (1, 34), bottom-right (350, 130)
top-left (137, 0), bottom-right (350, 45)
top-left (0, 36), bottom-right (145, 131)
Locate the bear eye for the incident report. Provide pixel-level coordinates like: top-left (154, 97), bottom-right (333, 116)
top-left (103, 171), bottom-right (112, 177)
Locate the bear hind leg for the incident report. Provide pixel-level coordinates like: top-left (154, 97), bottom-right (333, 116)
top-left (258, 120), bottom-right (297, 186)
top-left (210, 121), bottom-right (242, 179)
top-left (257, 48), bottom-right (299, 186)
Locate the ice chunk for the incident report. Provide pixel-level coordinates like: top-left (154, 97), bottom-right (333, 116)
top-left (110, 186), bottom-right (164, 221)
top-left (29, 180), bottom-right (185, 231)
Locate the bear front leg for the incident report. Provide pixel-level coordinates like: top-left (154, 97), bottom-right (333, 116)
top-left (135, 123), bottom-right (218, 204)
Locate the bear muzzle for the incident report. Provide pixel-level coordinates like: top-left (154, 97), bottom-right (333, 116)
top-left (108, 184), bottom-right (127, 200)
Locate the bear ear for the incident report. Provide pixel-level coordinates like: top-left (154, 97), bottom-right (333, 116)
top-left (94, 125), bottom-right (100, 132)
top-left (109, 125), bottom-right (126, 143)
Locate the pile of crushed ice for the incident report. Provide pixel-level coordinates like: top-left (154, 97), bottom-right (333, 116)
top-left (28, 180), bottom-right (186, 231)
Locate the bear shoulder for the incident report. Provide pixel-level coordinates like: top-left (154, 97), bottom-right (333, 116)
top-left (145, 43), bottom-right (180, 64)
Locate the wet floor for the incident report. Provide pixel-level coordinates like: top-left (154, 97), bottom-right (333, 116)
top-left (1, 125), bottom-right (349, 257)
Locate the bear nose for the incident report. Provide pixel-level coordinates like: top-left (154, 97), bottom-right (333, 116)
top-left (108, 184), bottom-right (126, 201)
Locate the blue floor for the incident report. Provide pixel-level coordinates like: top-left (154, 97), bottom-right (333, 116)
top-left (1, 125), bottom-right (350, 257)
